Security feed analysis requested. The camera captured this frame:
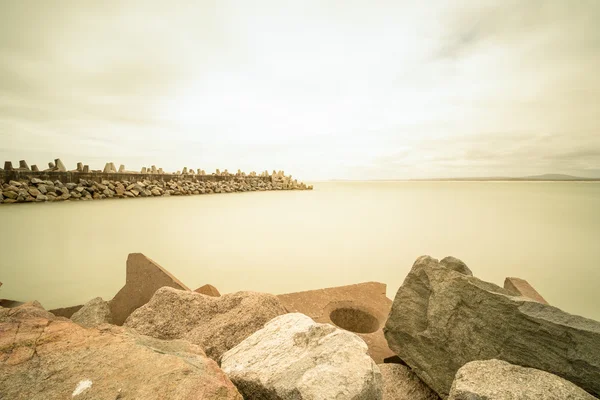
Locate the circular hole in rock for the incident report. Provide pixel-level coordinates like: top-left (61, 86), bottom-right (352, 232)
top-left (329, 307), bottom-right (380, 334)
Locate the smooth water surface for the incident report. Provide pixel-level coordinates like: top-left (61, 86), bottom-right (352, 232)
top-left (1, 181), bottom-right (599, 321)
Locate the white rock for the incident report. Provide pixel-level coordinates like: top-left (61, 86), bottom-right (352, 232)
top-left (221, 313), bottom-right (382, 400)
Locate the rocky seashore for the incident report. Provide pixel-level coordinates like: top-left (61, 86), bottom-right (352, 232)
top-left (1, 254), bottom-right (599, 399)
top-left (0, 158), bottom-right (313, 205)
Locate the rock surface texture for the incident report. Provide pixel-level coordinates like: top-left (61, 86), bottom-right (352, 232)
top-left (383, 255), bottom-right (600, 398)
top-left (70, 297), bottom-right (112, 328)
top-left (124, 286), bottom-right (287, 362)
top-left (449, 359), bottom-right (596, 400)
top-left (504, 277), bottom-right (549, 304)
top-left (0, 302), bottom-right (242, 400)
top-left (278, 282), bottom-right (394, 363)
top-left (379, 363), bottom-right (440, 400)
top-left (110, 253), bottom-right (191, 325)
top-left (221, 313), bottom-right (383, 400)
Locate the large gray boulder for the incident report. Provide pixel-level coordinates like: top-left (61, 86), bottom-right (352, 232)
top-left (384, 256), bottom-right (600, 398)
top-left (449, 359), bottom-right (596, 400)
top-left (70, 297), bottom-right (112, 328)
top-left (221, 313), bottom-right (383, 400)
top-left (379, 363), bottom-right (439, 400)
top-left (124, 286), bottom-right (287, 362)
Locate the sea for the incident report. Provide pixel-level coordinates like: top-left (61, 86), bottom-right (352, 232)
top-left (1, 181), bottom-right (599, 321)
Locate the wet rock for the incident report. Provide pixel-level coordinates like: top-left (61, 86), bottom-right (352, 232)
top-left (383, 255), bottom-right (600, 398)
top-left (449, 359), bottom-right (596, 400)
top-left (221, 313), bottom-right (383, 400)
top-left (379, 364), bottom-right (439, 400)
top-left (71, 297), bottom-right (113, 328)
top-left (0, 302), bottom-right (242, 399)
top-left (124, 287), bottom-right (287, 363)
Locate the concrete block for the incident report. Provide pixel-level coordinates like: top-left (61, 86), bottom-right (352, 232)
top-left (182, 167), bottom-right (188, 174)
top-left (76, 162), bottom-right (83, 172)
top-left (4, 161), bottom-right (13, 170)
top-left (158, 168), bottom-right (163, 174)
top-left (194, 284), bottom-right (221, 297)
top-left (19, 160), bottom-right (30, 170)
top-left (118, 164), bottom-right (125, 173)
top-left (48, 162), bottom-right (55, 169)
top-left (83, 165), bottom-right (89, 173)
top-left (49, 304), bottom-right (84, 318)
top-left (31, 165), bottom-right (39, 172)
top-left (504, 277), bottom-right (549, 304)
top-left (277, 282), bottom-right (395, 363)
top-left (109, 253), bottom-right (190, 325)
top-left (141, 167), bottom-right (147, 174)
top-left (55, 158), bottom-right (66, 172)
top-left (151, 166), bottom-right (157, 174)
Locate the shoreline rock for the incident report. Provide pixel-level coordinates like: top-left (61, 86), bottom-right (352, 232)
top-left (383, 255), bottom-right (600, 398)
top-left (124, 286), bottom-right (287, 363)
top-left (221, 313), bottom-right (383, 400)
top-left (0, 302), bottom-right (242, 399)
top-left (0, 165), bottom-right (313, 205)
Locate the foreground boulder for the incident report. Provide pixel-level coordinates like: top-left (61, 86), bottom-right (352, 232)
top-left (379, 363), bottom-right (439, 400)
top-left (124, 286), bottom-right (287, 362)
top-left (70, 297), bottom-right (112, 328)
top-left (384, 256), bottom-right (600, 398)
top-left (221, 313), bottom-right (383, 399)
top-left (449, 359), bottom-right (595, 400)
top-left (0, 302), bottom-right (242, 399)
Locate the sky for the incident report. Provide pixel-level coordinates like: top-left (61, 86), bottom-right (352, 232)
top-left (1, 0), bottom-right (599, 180)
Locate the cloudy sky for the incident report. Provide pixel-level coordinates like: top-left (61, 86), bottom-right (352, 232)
top-left (1, 1), bottom-right (599, 180)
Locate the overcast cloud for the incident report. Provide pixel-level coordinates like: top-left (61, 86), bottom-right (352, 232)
top-left (1, 0), bottom-right (599, 179)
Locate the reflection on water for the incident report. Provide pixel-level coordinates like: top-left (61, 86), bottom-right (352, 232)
top-left (1, 181), bottom-right (599, 321)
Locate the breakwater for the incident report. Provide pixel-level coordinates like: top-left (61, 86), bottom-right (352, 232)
top-left (0, 158), bottom-right (312, 204)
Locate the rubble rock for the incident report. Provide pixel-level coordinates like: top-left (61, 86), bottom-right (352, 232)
top-left (0, 302), bottom-right (242, 399)
top-left (124, 286), bottom-right (287, 362)
top-left (221, 313), bottom-right (383, 400)
top-left (384, 256), bottom-right (600, 398)
top-left (71, 297), bottom-right (113, 328)
top-left (449, 359), bottom-right (596, 400)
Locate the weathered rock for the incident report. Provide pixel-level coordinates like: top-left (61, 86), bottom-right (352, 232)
top-left (0, 302), bottom-right (242, 399)
top-left (449, 359), bottom-right (596, 400)
top-left (278, 282), bottom-right (394, 363)
top-left (71, 297), bottom-right (113, 328)
top-left (221, 313), bottom-right (383, 400)
top-left (195, 284), bottom-right (221, 297)
top-left (504, 277), bottom-right (548, 304)
top-left (125, 286), bottom-right (287, 362)
top-left (439, 256), bottom-right (472, 276)
top-left (3, 190), bottom-right (17, 199)
top-left (35, 194), bottom-right (48, 202)
top-left (109, 253), bottom-right (191, 325)
top-left (383, 256), bottom-right (600, 398)
top-left (379, 364), bottom-right (440, 400)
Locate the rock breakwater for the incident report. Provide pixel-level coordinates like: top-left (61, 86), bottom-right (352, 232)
top-left (0, 158), bottom-right (312, 204)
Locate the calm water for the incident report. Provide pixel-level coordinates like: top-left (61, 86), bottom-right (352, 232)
top-left (1, 181), bottom-right (599, 321)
